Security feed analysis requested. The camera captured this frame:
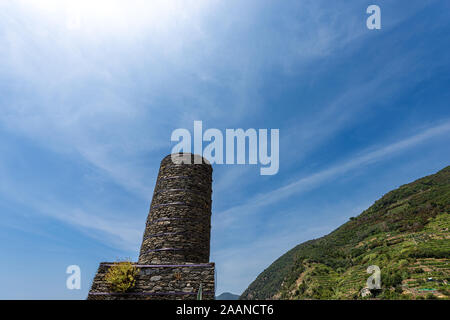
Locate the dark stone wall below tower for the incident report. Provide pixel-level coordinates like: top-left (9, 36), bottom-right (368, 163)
top-left (88, 262), bottom-right (215, 300)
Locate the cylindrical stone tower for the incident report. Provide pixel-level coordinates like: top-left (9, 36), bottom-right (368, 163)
top-left (138, 153), bottom-right (212, 264)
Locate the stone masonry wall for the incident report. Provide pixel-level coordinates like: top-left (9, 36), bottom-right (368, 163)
top-left (138, 153), bottom-right (212, 264)
top-left (88, 262), bottom-right (215, 300)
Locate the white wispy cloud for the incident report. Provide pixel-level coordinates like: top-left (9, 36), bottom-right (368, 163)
top-left (212, 120), bottom-right (450, 294)
top-left (0, 182), bottom-right (143, 252)
top-left (0, 0), bottom-right (360, 202)
top-left (215, 120), bottom-right (450, 229)
top-left (0, 1), bottom-right (356, 254)
top-left (212, 201), bottom-right (367, 294)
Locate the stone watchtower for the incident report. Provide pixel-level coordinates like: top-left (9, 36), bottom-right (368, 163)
top-left (139, 153), bottom-right (212, 265)
top-left (88, 153), bottom-right (215, 300)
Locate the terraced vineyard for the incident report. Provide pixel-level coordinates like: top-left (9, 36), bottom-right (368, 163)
top-left (241, 166), bottom-right (450, 300)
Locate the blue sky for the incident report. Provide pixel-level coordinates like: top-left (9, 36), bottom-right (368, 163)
top-left (0, 0), bottom-right (449, 299)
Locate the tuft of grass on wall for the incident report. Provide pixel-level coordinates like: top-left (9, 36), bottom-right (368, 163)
top-left (105, 261), bottom-right (140, 293)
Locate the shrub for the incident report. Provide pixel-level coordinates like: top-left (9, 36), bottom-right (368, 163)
top-left (398, 259), bottom-right (409, 268)
top-left (426, 293), bottom-right (438, 300)
top-left (394, 285), bottom-right (403, 294)
top-left (382, 269), bottom-right (403, 288)
top-left (440, 288), bottom-right (450, 296)
top-left (104, 261), bottom-right (140, 293)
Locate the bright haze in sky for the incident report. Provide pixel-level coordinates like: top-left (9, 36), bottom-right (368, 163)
top-left (0, 0), bottom-right (449, 298)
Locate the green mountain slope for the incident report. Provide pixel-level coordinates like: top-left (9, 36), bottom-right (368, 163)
top-left (241, 166), bottom-right (450, 300)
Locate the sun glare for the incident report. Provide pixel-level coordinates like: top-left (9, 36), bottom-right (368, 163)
top-left (26, 0), bottom-right (206, 33)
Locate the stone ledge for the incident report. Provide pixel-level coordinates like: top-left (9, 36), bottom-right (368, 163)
top-left (100, 262), bottom-right (215, 268)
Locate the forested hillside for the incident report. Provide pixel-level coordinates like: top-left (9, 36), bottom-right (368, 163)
top-left (241, 166), bottom-right (450, 300)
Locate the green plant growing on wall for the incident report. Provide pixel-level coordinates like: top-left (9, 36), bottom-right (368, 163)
top-left (197, 283), bottom-right (203, 300)
top-left (104, 261), bottom-right (140, 293)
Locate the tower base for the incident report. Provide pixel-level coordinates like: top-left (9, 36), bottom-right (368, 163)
top-left (87, 262), bottom-right (215, 300)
